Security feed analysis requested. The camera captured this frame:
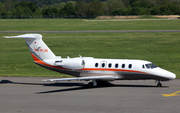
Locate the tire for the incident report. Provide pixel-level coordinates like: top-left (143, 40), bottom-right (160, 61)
top-left (88, 82), bottom-right (93, 88)
top-left (157, 82), bottom-right (162, 87)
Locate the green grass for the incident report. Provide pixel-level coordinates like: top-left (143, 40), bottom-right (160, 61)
top-left (0, 33), bottom-right (180, 78)
top-left (0, 19), bottom-right (180, 31)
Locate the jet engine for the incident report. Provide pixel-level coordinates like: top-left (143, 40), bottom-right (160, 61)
top-left (54, 59), bottom-right (85, 70)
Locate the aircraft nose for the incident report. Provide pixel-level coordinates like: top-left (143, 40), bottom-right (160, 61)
top-left (167, 71), bottom-right (176, 79)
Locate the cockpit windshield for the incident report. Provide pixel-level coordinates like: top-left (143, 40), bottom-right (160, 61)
top-left (145, 63), bottom-right (158, 69)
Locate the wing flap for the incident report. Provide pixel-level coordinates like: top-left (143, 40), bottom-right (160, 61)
top-left (42, 76), bottom-right (118, 82)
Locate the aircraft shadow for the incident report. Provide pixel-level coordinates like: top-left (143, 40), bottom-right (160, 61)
top-left (0, 79), bottom-right (85, 87)
top-left (0, 79), bottom-right (168, 94)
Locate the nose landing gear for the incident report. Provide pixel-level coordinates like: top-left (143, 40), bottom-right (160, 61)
top-left (157, 82), bottom-right (162, 87)
top-left (156, 80), bottom-right (162, 87)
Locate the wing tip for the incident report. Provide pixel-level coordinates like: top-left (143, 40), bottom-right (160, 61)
top-left (3, 36), bottom-right (9, 38)
top-left (42, 79), bottom-right (48, 81)
top-left (42, 79), bottom-right (53, 82)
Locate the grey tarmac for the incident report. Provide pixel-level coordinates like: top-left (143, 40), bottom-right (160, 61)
top-left (0, 30), bottom-right (180, 33)
top-left (0, 77), bottom-right (180, 113)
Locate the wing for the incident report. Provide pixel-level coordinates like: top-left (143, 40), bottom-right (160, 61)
top-left (42, 75), bottom-right (118, 82)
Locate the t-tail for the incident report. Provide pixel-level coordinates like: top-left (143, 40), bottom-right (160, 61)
top-left (4, 34), bottom-right (56, 62)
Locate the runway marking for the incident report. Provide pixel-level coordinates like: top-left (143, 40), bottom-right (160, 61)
top-left (162, 90), bottom-right (180, 97)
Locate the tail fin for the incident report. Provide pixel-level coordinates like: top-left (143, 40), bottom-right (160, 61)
top-left (4, 34), bottom-right (56, 61)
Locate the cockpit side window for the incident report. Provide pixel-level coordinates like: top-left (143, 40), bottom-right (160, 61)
top-left (145, 63), bottom-right (158, 69)
top-left (149, 63), bottom-right (158, 68)
top-left (145, 64), bottom-right (151, 69)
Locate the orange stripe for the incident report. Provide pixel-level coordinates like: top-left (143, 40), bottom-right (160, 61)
top-left (81, 68), bottom-right (151, 75)
top-left (31, 53), bottom-right (41, 62)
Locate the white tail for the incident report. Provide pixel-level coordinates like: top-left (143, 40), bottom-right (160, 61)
top-left (4, 34), bottom-right (56, 61)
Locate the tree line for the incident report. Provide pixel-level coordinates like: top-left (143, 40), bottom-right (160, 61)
top-left (0, 0), bottom-right (180, 18)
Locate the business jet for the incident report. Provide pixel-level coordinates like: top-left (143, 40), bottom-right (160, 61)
top-left (4, 34), bottom-right (176, 87)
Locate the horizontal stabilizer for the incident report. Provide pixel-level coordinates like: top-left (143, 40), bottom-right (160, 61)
top-left (4, 34), bottom-right (42, 39)
top-left (42, 76), bottom-right (118, 82)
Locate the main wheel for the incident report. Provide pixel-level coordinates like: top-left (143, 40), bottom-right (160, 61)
top-left (88, 82), bottom-right (93, 88)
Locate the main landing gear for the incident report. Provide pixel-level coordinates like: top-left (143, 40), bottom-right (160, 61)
top-left (87, 80), bottom-right (112, 88)
top-left (88, 80), bottom-right (98, 88)
top-left (156, 80), bottom-right (162, 87)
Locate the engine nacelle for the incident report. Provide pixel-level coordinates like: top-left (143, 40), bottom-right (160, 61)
top-left (54, 59), bottom-right (85, 70)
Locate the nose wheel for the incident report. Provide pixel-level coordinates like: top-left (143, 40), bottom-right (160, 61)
top-left (157, 82), bottom-right (162, 87)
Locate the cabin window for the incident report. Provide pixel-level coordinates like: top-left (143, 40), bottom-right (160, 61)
top-left (142, 65), bottom-right (145, 69)
top-left (108, 63), bottom-right (112, 68)
top-left (115, 64), bottom-right (118, 68)
top-left (102, 63), bottom-right (105, 68)
top-left (129, 64), bottom-right (132, 69)
top-left (95, 63), bottom-right (98, 67)
top-left (122, 64), bottom-right (125, 68)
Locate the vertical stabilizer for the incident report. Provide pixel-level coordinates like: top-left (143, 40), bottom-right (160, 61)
top-left (4, 34), bottom-right (56, 61)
